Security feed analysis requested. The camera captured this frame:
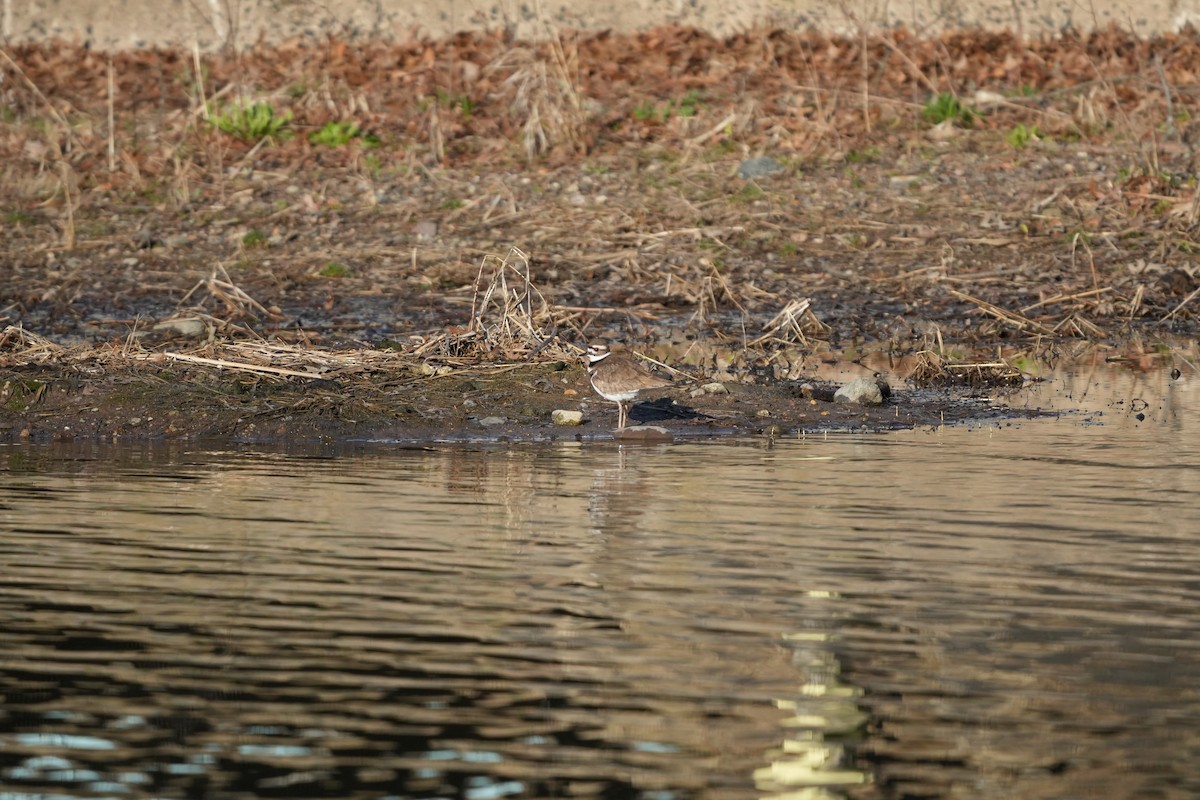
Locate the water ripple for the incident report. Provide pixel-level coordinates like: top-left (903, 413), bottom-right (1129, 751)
top-left (1, 376), bottom-right (1199, 798)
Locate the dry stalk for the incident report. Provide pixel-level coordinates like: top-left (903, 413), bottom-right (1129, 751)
top-left (425, 103), bottom-right (445, 164)
top-left (486, 30), bottom-right (586, 159)
top-left (1070, 232), bottom-right (1100, 290)
top-left (907, 342), bottom-right (1023, 387)
top-left (1020, 286), bottom-right (1112, 314)
top-left (948, 288), bottom-right (1056, 335)
top-left (107, 58), bottom-right (116, 173)
top-left (174, 263), bottom-right (280, 328)
top-left (0, 325), bottom-right (65, 366)
top-left (748, 298), bottom-right (829, 348)
top-left (1053, 313), bottom-right (1106, 338)
top-left (416, 247), bottom-right (573, 362)
top-left (56, 160), bottom-right (76, 250)
top-left (906, 349), bottom-right (947, 385)
top-left (0, 47), bottom-right (83, 151)
top-left (1163, 284), bottom-right (1200, 321)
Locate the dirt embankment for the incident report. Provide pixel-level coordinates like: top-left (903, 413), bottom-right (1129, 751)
top-left (1, 27), bottom-right (1198, 442)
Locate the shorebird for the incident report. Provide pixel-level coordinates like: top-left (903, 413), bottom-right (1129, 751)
top-left (585, 343), bottom-right (673, 429)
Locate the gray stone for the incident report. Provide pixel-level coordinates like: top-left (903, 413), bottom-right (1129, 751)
top-left (737, 156), bottom-right (784, 180)
top-left (414, 220), bottom-right (438, 241)
top-left (478, 416), bottom-right (506, 426)
top-left (551, 409), bottom-right (583, 426)
top-left (834, 377), bottom-right (884, 406)
top-left (152, 317), bottom-right (209, 337)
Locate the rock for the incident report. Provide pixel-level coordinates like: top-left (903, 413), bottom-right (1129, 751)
top-left (927, 119), bottom-right (960, 141)
top-left (152, 317), bottom-right (208, 337)
top-left (701, 382), bottom-right (728, 394)
top-left (737, 156), bottom-right (784, 180)
top-left (551, 409), bottom-right (583, 426)
top-left (478, 416), bottom-right (506, 427)
top-left (613, 425), bottom-right (673, 443)
top-left (972, 89), bottom-right (1007, 109)
top-left (414, 220), bottom-right (438, 241)
top-left (834, 377), bottom-right (884, 406)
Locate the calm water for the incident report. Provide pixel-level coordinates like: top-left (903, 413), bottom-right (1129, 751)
top-left (1, 365), bottom-right (1198, 800)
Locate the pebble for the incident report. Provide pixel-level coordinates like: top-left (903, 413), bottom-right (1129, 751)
top-left (834, 377), bottom-right (884, 406)
top-left (551, 409), bottom-right (583, 426)
top-left (478, 416), bottom-right (506, 427)
top-left (737, 156), bottom-right (784, 180)
top-left (414, 220), bottom-right (438, 241)
top-left (152, 317), bottom-right (208, 337)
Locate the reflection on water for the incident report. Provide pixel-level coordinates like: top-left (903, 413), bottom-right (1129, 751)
top-left (1, 365), bottom-right (1199, 799)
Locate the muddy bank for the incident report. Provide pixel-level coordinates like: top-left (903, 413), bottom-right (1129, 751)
top-left (0, 350), bottom-right (1053, 444)
top-left (3, 28), bottom-right (1200, 442)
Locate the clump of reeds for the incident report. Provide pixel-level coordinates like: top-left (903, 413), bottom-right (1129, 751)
top-left (411, 246), bottom-right (576, 362)
top-left (0, 325), bottom-right (65, 366)
top-left (906, 329), bottom-right (1024, 388)
top-left (749, 298), bottom-right (830, 348)
top-left (485, 31), bottom-right (587, 158)
top-left (162, 263), bottom-right (281, 338)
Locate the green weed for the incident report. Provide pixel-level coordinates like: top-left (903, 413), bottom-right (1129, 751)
top-left (845, 146), bottom-right (881, 163)
top-left (211, 102), bottom-right (292, 143)
top-left (361, 154), bottom-right (383, 175)
top-left (241, 229), bottom-right (268, 248)
top-left (633, 90), bottom-right (704, 123)
top-left (675, 90), bottom-right (703, 118)
top-left (319, 262), bottom-right (348, 278)
top-left (734, 185), bottom-right (765, 203)
top-left (430, 89), bottom-right (474, 118)
top-left (633, 100), bottom-right (661, 122)
top-left (1005, 123), bottom-right (1042, 148)
top-left (309, 120), bottom-right (378, 147)
top-left (921, 93), bottom-right (980, 127)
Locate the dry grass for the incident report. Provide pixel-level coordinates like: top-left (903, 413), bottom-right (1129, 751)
top-left (413, 246), bottom-right (578, 363)
top-left (903, 326), bottom-right (1025, 387)
top-left (486, 29), bottom-right (587, 159)
top-left (0, 325), bottom-right (64, 365)
top-left (749, 298), bottom-right (830, 348)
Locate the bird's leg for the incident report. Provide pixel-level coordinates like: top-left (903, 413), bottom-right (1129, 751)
top-left (617, 401), bottom-right (627, 429)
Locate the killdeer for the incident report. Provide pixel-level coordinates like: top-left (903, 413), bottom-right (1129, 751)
top-left (585, 343), bottom-right (673, 429)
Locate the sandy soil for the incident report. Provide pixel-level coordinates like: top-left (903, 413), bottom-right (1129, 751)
top-left (5, 0), bottom-right (1200, 50)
